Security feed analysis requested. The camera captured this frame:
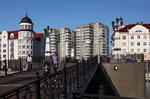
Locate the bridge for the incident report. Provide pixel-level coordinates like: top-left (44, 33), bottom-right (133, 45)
top-left (0, 56), bottom-right (145, 99)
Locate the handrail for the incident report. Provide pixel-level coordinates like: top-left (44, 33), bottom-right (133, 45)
top-left (0, 56), bottom-right (98, 99)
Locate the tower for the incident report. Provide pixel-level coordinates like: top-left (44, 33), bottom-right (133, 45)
top-left (18, 14), bottom-right (35, 58)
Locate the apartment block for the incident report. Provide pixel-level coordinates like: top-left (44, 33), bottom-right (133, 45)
top-left (75, 23), bottom-right (109, 60)
top-left (44, 27), bottom-right (75, 61)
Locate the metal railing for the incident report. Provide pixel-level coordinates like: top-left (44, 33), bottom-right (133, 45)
top-left (0, 56), bottom-right (98, 99)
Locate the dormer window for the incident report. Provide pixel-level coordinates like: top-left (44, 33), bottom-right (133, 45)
top-left (10, 33), bottom-right (14, 38)
top-left (135, 30), bottom-right (142, 33)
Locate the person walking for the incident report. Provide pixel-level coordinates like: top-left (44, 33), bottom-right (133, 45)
top-left (52, 53), bottom-right (58, 72)
top-left (27, 54), bottom-right (32, 71)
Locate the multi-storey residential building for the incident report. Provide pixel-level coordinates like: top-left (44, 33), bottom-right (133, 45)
top-left (76, 24), bottom-right (93, 60)
top-left (0, 14), bottom-right (45, 68)
top-left (44, 27), bottom-right (59, 58)
top-left (75, 23), bottom-right (109, 60)
top-left (112, 19), bottom-right (150, 61)
top-left (44, 27), bottom-right (75, 61)
top-left (58, 28), bottom-right (74, 61)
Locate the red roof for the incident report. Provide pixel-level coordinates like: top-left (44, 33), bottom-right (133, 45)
top-left (34, 33), bottom-right (44, 38)
top-left (119, 24), bottom-right (135, 32)
top-left (8, 30), bottom-right (19, 40)
top-left (119, 24), bottom-right (150, 32)
top-left (0, 30), bottom-right (44, 39)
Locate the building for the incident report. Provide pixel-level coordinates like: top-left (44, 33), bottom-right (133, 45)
top-left (0, 14), bottom-right (45, 68)
top-left (44, 27), bottom-right (75, 62)
top-left (75, 23), bottom-right (109, 60)
top-left (112, 18), bottom-right (150, 61)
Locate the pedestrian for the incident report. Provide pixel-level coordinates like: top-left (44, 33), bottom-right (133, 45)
top-left (43, 62), bottom-right (50, 75)
top-left (27, 54), bottom-right (32, 71)
top-left (52, 53), bottom-right (58, 72)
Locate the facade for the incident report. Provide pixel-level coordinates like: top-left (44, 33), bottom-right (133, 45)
top-left (44, 27), bottom-right (59, 57)
top-left (0, 14), bottom-right (45, 68)
top-left (75, 23), bottom-right (109, 60)
top-left (57, 28), bottom-right (75, 61)
top-left (112, 20), bottom-right (150, 61)
top-left (44, 27), bottom-right (75, 62)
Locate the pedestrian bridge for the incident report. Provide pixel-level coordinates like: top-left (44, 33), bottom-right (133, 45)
top-left (0, 56), bottom-right (144, 99)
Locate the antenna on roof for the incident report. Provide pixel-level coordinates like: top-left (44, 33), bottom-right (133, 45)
top-left (25, 8), bottom-right (28, 17)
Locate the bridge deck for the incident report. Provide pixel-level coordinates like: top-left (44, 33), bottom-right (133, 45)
top-left (0, 63), bottom-right (74, 95)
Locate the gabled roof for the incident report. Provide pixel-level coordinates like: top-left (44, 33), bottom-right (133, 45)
top-left (8, 30), bottom-right (19, 40)
top-left (119, 24), bottom-right (150, 32)
top-left (119, 24), bottom-right (135, 32)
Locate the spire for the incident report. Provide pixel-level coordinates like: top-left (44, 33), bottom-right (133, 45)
top-left (25, 9), bottom-right (28, 18)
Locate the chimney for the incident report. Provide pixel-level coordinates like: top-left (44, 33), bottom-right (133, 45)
top-left (141, 21), bottom-right (143, 25)
top-left (136, 22), bottom-right (139, 24)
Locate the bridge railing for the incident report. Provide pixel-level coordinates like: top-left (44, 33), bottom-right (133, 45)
top-left (0, 56), bottom-right (98, 99)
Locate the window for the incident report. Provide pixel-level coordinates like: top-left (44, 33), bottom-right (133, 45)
top-left (136, 30), bottom-right (142, 32)
top-left (122, 49), bottom-right (126, 53)
top-left (137, 49), bottom-right (140, 53)
top-left (144, 35), bottom-right (147, 39)
top-left (3, 44), bottom-right (6, 47)
top-left (10, 33), bottom-right (14, 38)
top-left (143, 42), bottom-right (147, 46)
top-left (27, 46), bottom-right (29, 49)
top-left (122, 42), bottom-right (126, 46)
top-left (122, 36), bottom-right (126, 40)
top-left (137, 42), bottom-right (140, 46)
top-left (131, 49), bottom-right (134, 53)
top-left (19, 46), bottom-right (21, 49)
top-left (131, 36), bottom-right (134, 39)
top-left (131, 42), bottom-right (134, 46)
top-left (137, 35), bottom-right (140, 39)
top-left (25, 25), bottom-right (27, 29)
top-left (22, 45), bottom-right (25, 49)
top-left (3, 49), bottom-right (6, 53)
top-left (27, 40), bottom-right (29, 43)
top-left (3, 55), bottom-right (6, 58)
top-left (144, 49), bottom-right (147, 52)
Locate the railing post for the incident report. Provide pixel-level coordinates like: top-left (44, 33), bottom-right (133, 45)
top-left (16, 90), bottom-right (19, 99)
top-left (98, 85), bottom-right (105, 99)
top-left (35, 72), bottom-right (41, 99)
top-left (19, 58), bottom-right (22, 72)
top-left (76, 61), bottom-right (79, 88)
top-left (83, 61), bottom-right (85, 80)
top-left (4, 59), bottom-right (7, 76)
top-left (63, 58), bottom-right (67, 99)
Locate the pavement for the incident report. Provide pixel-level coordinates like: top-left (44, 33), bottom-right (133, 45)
top-left (0, 63), bottom-right (75, 95)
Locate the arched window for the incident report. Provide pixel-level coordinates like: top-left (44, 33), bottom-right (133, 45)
top-left (25, 25), bottom-right (27, 29)
top-left (10, 33), bottom-right (14, 38)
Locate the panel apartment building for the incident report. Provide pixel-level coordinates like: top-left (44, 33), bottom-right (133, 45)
top-left (44, 27), bottom-right (75, 61)
top-left (75, 23), bottom-right (109, 60)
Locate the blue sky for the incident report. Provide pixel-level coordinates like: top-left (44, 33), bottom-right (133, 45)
top-left (0, 0), bottom-right (150, 35)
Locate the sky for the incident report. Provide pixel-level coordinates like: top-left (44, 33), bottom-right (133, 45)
top-left (0, 0), bottom-right (150, 38)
